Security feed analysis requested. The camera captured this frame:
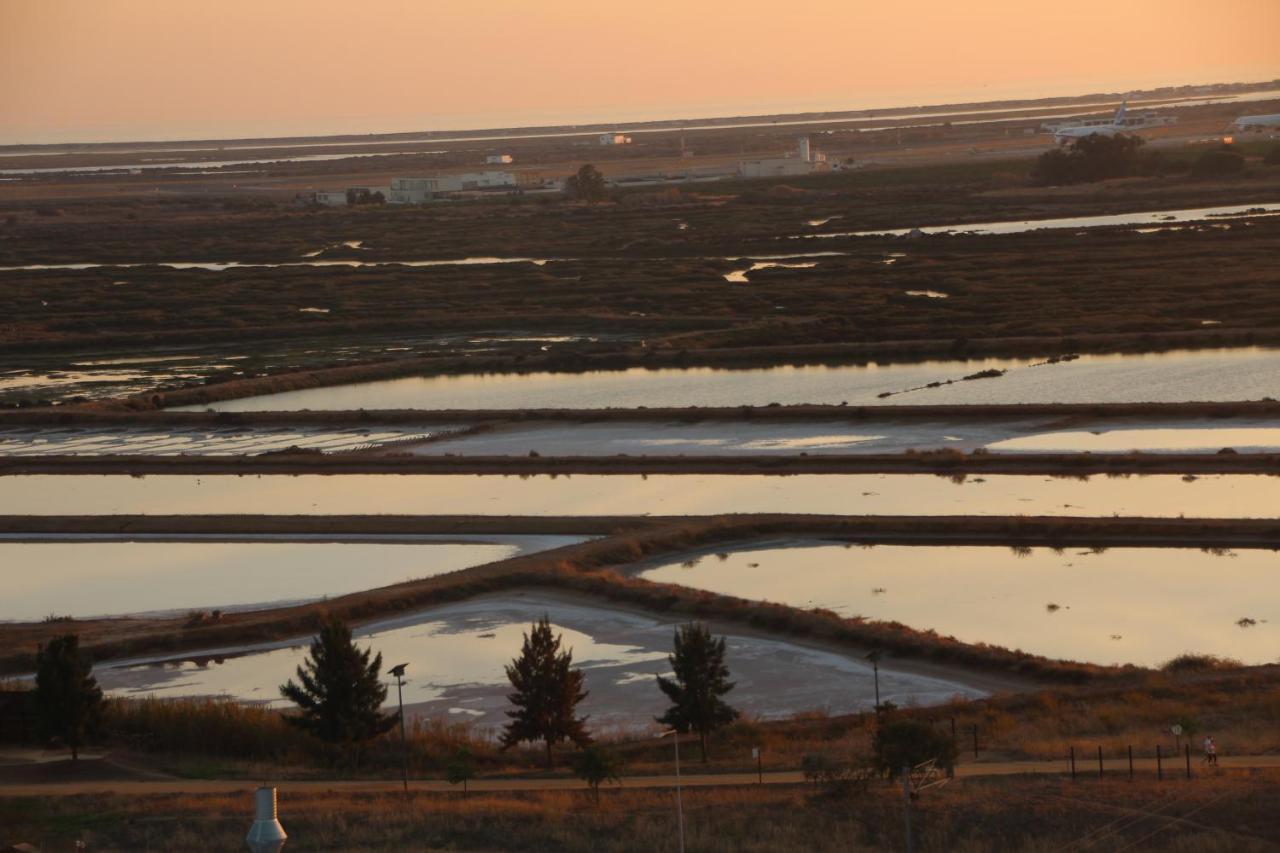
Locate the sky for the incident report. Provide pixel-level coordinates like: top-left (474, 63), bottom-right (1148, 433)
top-left (1, 0), bottom-right (1278, 145)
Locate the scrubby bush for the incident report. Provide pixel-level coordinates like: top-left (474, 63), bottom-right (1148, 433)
top-left (801, 752), bottom-right (874, 797)
top-left (1191, 147), bottom-right (1245, 178)
top-left (1031, 134), bottom-right (1147, 185)
top-left (872, 718), bottom-right (958, 779)
top-left (1161, 654), bottom-right (1244, 673)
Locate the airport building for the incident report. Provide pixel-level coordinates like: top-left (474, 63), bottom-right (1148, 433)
top-left (738, 136), bottom-right (828, 179)
top-left (311, 190), bottom-right (349, 206)
top-left (388, 171), bottom-right (519, 203)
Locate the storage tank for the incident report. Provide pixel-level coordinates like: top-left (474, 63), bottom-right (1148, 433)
top-left (246, 786), bottom-right (287, 852)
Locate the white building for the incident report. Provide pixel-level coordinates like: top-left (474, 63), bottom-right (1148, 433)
top-left (311, 190), bottom-right (348, 206)
top-left (388, 177), bottom-right (441, 204)
top-left (738, 158), bottom-right (821, 178)
top-left (486, 154), bottom-right (514, 164)
top-left (388, 171), bottom-right (518, 203)
top-left (738, 136), bottom-right (828, 179)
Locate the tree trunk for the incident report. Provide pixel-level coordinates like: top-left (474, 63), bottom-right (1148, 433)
top-left (71, 742), bottom-right (78, 761)
top-left (546, 739), bottom-right (553, 768)
top-left (700, 731), bottom-right (708, 764)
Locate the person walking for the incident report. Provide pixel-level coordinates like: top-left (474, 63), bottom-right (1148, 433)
top-left (1203, 735), bottom-right (1218, 766)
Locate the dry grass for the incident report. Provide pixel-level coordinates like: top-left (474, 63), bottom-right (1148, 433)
top-left (4, 771), bottom-right (1278, 851)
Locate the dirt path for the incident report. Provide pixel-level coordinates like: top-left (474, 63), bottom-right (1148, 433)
top-left (4, 755), bottom-right (1276, 797)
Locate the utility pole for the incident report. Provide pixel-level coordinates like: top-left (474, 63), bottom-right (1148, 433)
top-left (389, 663), bottom-right (409, 792)
top-left (867, 650), bottom-right (882, 715)
top-left (658, 729), bottom-right (685, 853)
top-left (675, 732), bottom-right (684, 853)
top-left (902, 764), bottom-right (914, 853)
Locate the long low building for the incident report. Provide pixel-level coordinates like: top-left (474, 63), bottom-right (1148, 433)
top-left (389, 171), bottom-right (518, 203)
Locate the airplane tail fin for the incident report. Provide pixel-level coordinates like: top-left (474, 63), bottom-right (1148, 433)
top-left (1115, 97), bottom-right (1128, 126)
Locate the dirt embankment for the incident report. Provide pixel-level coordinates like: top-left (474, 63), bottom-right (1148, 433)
top-left (4, 514), bottom-right (1278, 680)
top-left (6, 399), bottom-right (1280, 426)
top-left (4, 449), bottom-right (1279, 476)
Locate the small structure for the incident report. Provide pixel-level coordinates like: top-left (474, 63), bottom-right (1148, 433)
top-left (599, 133), bottom-right (632, 145)
top-left (737, 136), bottom-right (828, 179)
top-left (311, 190), bottom-right (348, 207)
top-left (388, 177), bottom-right (441, 204)
top-left (486, 154), bottom-right (514, 164)
top-left (246, 786), bottom-right (287, 853)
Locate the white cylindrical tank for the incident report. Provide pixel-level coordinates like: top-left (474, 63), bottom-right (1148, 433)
top-left (246, 786), bottom-right (287, 852)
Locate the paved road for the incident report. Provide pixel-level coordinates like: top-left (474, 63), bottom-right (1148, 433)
top-left (3, 755), bottom-right (1277, 797)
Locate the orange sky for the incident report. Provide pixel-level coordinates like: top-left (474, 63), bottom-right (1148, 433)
top-left (1, 0), bottom-right (1277, 144)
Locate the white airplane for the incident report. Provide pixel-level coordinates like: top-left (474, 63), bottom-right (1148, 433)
top-left (1229, 114), bottom-right (1280, 132)
top-left (1052, 99), bottom-right (1131, 144)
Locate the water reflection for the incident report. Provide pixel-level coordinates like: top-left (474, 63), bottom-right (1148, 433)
top-left (990, 427), bottom-right (1280, 454)
top-left (0, 537), bottom-right (585, 620)
top-left (92, 592), bottom-right (983, 728)
top-left (1, 473), bottom-right (1277, 518)
top-left (639, 542), bottom-right (1280, 665)
top-left (197, 347), bottom-right (1280, 411)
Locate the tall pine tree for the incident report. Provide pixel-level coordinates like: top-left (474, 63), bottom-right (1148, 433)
top-left (656, 623), bottom-right (738, 762)
top-left (35, 634), bottom-right (105, 760)
top-left (501, 617), bottom-right (590, 766)
top-left (279, 616), bottom-right (398, 758)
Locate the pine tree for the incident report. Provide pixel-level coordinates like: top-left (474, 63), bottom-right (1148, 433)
top-left (573, 744), bottom-right (622, 804)
top-left (279, 616), bottom-right (397, 757)
top-left (501, 617), bottom-right (590, 766)
top-left (35, 634), bottom-right (105, 761)
top-left (656, 623), bottom-right (738, 762)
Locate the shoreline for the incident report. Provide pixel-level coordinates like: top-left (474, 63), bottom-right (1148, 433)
top-left (3, 513), bottom-right (1277, 679)
top-left (3, 449), bottom-right (1277, 475)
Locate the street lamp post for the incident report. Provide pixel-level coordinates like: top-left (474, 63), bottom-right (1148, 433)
top-left (866, 650), bottom-right (882, 715)
top-left (389, 663), bottom-right (409, 792)
top-left (657, 729), bottom-right (685, 853)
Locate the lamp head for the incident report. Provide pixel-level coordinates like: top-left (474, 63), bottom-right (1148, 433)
top-left (389, 663), bottom-right (409, 678)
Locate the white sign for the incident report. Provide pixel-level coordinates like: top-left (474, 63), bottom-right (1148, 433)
top-left (1171, 724), bottom-right (1183, 736)
top-left (751, 748), bottom-right (759, 759)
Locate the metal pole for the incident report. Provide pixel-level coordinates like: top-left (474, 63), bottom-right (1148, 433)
top-left (397, 674), bottom-right (408, 792)
top-left (1128, 745), bottom-right (1134, 780)
top-left (1098, 745), bottom-right (1104, 780)
top-left (675, 733), bottom-right (685, 853)
top-left (1157, 744), bottom-right (1163, 780)
top-left (902, 763), bottom-right (914, 853)
top-left (757, 748), bottom-right (763, 784)
top-left (873, 660), bottom-right (880, 712)
top-left (1069, 746), bottom-right (1076, 780)
top-left (1185, 743), bottom-right (1191, 779)
top-left (867, 650), bottom-right (882, 717)
top-left (971, 725), bottom-right (979, 759)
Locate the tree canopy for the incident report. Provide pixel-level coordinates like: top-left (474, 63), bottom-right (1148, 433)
top-left (655, 622), bottom-right (738, 762)
top-left (35, 633), bottom-right (105, 760)
top-left (565, 164), bottom-right (607, 202)
top-left (501, 617), bottom-right (591, 766)
top-left (1032, 133), bottom-right (1147, 185)
top-left (279, 615), bottom-right (398, 750)
top-left (872, 718), bottom-right (958, 779)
